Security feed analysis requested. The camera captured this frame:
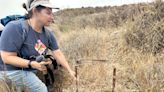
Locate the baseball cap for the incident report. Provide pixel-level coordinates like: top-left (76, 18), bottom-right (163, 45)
top-left (26, 0), bottom-right (59, 11)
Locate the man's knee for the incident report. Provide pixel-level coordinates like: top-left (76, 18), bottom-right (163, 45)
top-left (35, 82), bottom-right (47, 91)
top-left (28, 80), bottom-right (47, 92)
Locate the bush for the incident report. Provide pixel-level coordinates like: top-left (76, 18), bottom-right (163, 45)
top-left (125, 2), bottom-right (164, 54)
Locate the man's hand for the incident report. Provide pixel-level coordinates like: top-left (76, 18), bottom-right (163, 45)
top-left (69, 70), bottom-right (78, 81)
top-left (30, 61), bottom-right (51, 71)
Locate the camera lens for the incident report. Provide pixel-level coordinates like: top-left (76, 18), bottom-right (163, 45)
top-left (36, 55), bottom-right (45, 62)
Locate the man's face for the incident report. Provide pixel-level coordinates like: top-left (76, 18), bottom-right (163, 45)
top-left (36, 8), bottom-right (54, 26)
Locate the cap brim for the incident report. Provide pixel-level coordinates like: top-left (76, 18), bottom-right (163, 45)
top-left (40, 4), bottom-right (60, 9)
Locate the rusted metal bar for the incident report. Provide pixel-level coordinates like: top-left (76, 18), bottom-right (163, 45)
top-left (76, 59), bottom-right (109, 65)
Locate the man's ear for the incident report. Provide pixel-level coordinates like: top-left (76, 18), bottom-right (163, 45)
top-left (32, 8), bottom-right (39, 17)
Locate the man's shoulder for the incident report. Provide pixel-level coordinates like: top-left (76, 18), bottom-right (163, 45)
top-left (8, 19), bottom-right (25, 26)
top-left (3, 19), bottom-right (26, 35)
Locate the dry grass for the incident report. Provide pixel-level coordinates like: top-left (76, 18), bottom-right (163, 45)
top-left (52, 26), bottom-right (163, 92)
top-left (51, 2), bottom-right (164, 92)
top-left (124, 2), bottom-right (164, 54)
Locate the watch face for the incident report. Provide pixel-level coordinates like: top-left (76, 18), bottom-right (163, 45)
top-left (28, 61), bottom-right (32, 68)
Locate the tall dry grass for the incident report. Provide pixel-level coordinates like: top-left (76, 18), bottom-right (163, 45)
top-left (52, 26), bottom-right (163, 92)
top-left (51, 2), bottom-right (163, 92)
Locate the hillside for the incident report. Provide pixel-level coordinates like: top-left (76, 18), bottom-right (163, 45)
top-left (49, 1), bottom-right (163, 92)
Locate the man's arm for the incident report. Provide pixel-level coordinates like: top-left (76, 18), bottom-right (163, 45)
top-left (1, 51), bottom-right (51, 71)
top-left (52, 49), bottom-right (76, 79)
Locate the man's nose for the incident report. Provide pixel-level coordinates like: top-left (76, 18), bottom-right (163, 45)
top-left (51, 14), bottom-right (54, 20)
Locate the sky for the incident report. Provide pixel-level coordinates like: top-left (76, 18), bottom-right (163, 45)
top-left (0, 0), bottom-right (156, 18)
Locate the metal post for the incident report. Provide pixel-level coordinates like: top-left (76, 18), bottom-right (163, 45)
top-left (112, 67), bottom-right (116, 92)
top-left (75, 66), bottom-right (78, 92)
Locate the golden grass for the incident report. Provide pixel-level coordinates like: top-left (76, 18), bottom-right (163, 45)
top-left (53, 26), bottom-right (163, 92)
top-left (40, 2), bottom-right (164, 91)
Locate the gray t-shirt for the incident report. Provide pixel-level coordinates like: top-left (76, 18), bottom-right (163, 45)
top-left (0, 20), bottom-right (59, 70)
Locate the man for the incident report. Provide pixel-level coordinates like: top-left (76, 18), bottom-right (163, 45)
top-left (0, 0), bottom-right (76, 92)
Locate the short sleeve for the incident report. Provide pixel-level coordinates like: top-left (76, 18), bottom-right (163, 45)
top-left (48, 31), bottom-right (59, 51)
top-left (0, 21), bottom-right (24, 53)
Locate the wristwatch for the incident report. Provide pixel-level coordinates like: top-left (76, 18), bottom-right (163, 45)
top-left (28, 60), bottom-right (32, 68)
